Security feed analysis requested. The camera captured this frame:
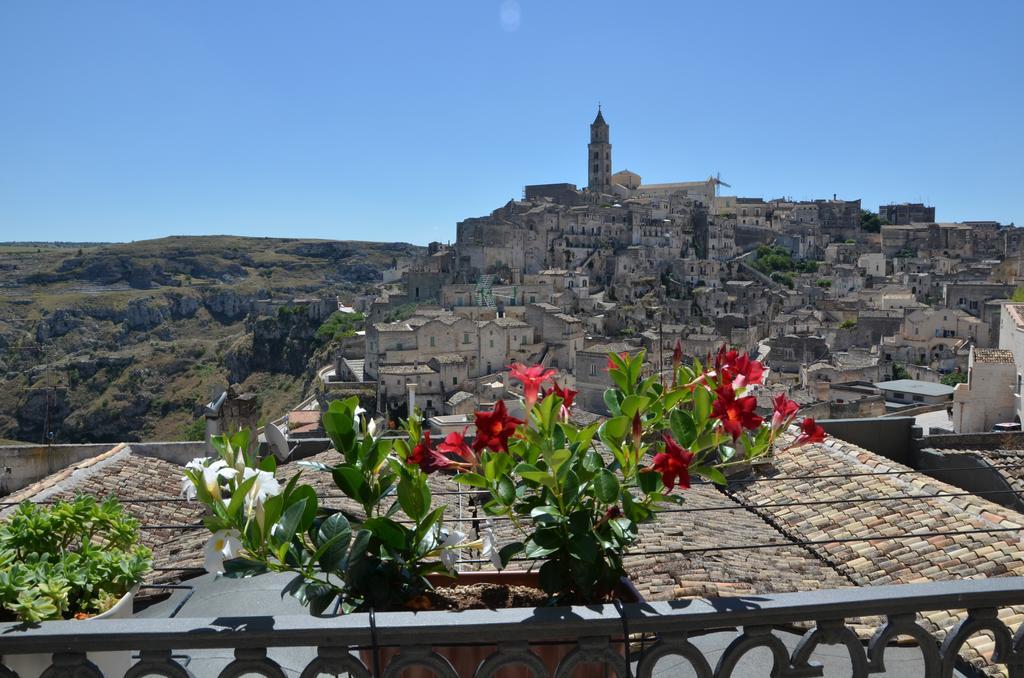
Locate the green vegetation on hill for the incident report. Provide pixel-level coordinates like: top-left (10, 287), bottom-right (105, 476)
top-left (316, 311), bottom-right (365, 343)
top-left (941, 371), bottom-right (967, 387)
top-left (0, 236), bottom-right (422, 444)
top-left (752, 245), bottom-right (818, 287)
top-left (860, 210), bottom-right (889, 233)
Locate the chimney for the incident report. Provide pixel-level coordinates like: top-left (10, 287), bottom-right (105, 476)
top-left (407, 382), bottom-right (418, 416)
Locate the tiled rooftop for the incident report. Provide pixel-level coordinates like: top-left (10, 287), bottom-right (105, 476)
top-left (974, 348), bottom-right (1016, 364)
top-left (9, 432), bottom-right (1024, 673)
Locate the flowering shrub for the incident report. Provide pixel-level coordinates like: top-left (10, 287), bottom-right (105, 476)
top-left (183, 347), bottom-right (824, 611)
top-left (183, 408), bottom-right (466, 614)
top-left (441, 350), bottom-right (820, 602)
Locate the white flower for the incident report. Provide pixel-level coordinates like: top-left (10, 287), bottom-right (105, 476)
top-left (181, 458), bottom-right (237, 501)
top-left (480, 525), bottom-right (503, 571)
top-left (203, 529), bottom-right (242, 574)
top-left (242, 467), bottom-right (282, 504)
top-left (367, 417), bottom-right (378, 439)
top-left (241, 467), bottom-right (283, 527)
top-left (438, 529), bottom-right (467, 573)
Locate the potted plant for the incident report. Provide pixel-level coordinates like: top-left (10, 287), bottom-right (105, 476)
top-left (0, 495), bottom-right (153, 677)
top-left (181, 347), bottom-right (824, 675)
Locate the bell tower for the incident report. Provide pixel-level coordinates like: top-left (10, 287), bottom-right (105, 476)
top-left (588, 106), bottom-right (612, 193)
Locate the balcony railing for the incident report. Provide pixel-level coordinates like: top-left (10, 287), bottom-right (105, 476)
top-left (3, 577), bottom-right (1024, 677)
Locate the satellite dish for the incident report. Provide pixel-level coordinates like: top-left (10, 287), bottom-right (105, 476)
top-left (265, 422), bottom-right (290, 462)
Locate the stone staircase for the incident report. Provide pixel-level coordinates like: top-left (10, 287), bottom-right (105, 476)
top-left (474, 274), bottom-right (496, 308)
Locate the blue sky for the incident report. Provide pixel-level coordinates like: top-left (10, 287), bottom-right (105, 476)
top-left (1, 1), bottom-right (1021, 245)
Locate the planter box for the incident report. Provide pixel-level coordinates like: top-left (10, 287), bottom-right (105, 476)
top-left (3, 586), bottom-right (137, 678)
top-left (366, 571), bottom-right (641, 678)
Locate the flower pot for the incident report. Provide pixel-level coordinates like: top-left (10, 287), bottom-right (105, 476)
top-left (365, 571), bottom-right (642, 678)
top-left (2, 586), bottom-right (138, 678)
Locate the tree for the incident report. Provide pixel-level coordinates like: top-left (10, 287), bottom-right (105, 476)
top-left (941, 371), bottom-right (967, 387)
top-left (891, 362), bottom-right (910, 380)
top-left (860, 210), bottom-right (888, 233)
top-left (1012, 287), bottom-right (1024, 302)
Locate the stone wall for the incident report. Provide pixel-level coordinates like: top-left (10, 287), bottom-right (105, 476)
top-left (1, 441), bottom-right (207, 496)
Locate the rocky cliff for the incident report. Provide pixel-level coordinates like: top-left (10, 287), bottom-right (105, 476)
top-left (0, 236), bottom-right (421, 443)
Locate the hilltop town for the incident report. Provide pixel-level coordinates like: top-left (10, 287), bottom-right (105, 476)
top-left (312, 108), bottom-right (1023, 439)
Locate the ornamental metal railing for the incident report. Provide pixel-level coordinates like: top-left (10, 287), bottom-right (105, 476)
top-left (3, 577), bottom-right (1024, 677)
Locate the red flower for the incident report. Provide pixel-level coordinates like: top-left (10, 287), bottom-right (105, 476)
top-left (509, 363), bottom-right (556, 409)
top-left (770, 393), bottom-right (800, 431)
top-left (713, 345), bottom-right (764, 390)
top-left (788, 417), bottom-right (826, 449)
top-left (437, 427), bottom-right (477, 466)
top-left (671, 339), bottom-right (684, 386)
top-left (710, 383), bottom-right (763, 440)
top-left (714, 345), bottom-right (738, 373)
top-left (727, 354), bottom-right (765, 389)
top-left (546, 382), bottom-right (578, 421)
top-left (407, 431), bottom-right (452, 473)
top-left (644, 434), bottom-right (694, 492)
top-left (473, 400), bottom-right (524, 453)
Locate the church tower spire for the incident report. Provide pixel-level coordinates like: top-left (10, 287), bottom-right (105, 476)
top-left (588, 106), bottom-right (612, 193)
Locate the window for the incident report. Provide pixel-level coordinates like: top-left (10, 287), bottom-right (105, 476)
top-left (426, 399), bottom-right (432, 408)
top-left (913, 395), bottom-right (924, 403)
top-left (452, 377), bottom-right (458, 386)
top-left (430, 336), bottom-right (435, 347)
top-left (489, 339), bottom-right (494, 348)
top-left (590, 363), bottom-right (597, 376)
top-left (463, 332), bottom-right (470, 344)
top-left (397, 342), bottom-right (404, 350)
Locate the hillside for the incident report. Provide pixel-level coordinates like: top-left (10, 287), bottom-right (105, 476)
top-left (0, 236), bottom-right (420, 444)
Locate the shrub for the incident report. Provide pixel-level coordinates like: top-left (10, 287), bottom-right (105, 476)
top-left (0, 496), bottom-right (151, 622)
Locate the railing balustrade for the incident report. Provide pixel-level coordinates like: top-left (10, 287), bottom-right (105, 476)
top-left (2, 577), bottom-right (1024, 677)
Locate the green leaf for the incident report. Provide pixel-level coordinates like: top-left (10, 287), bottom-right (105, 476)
top-left (397, 475), bottom-right (428, 521)
top-left (221, 558), bottom-right (269, 578)
top-left (315, 513), bottom-right (352, 571)
top-left (362, 517), bottom-right (407, 552)
top-left (694, 465), bottom-right (727, 486)
top-left (495, 475), bottom-right (516, 505)
top-left (258, 455), bottom-right (277, 473)
top-left (271, 498), bottom-right (307, 547)
top-left (603, 389), bottom-right (622, 417)
top-left (532, 527), bottom-right (562, 549)
top-left (637, 469), bottom-right (661, 494)
top-left (581, 449), bottom-right (603, 474)
top-left (600, 416), bottom-right (630, 442)
top-left (544, 449), bottom-right (572, 474)
top-left (498, 542), bottom-right (524, 567)
top-left (331, 465), bottom-right (365, 501)
top-left (619, 395), bottom-right (651, 419)
top-left (226, 473), bottom-right (259, 520)
top-left (529, 505), bottom-right (564, 525)
top-left (538, 560), bottom-right (564, 595)
top-left (453, 472), bottom-right (488, 488)
top-left (592, 469), bottom-right (620, 503)
top-left (670, 409), bottom-right (696, 446)
top-left (568, 534), bottom-right (599, 563)
top-left (621, 491), bottom-right (652, 524)
top-left (287, 485), bottom-right (318, 533)
top-left (693, 386), bottom-right (712, 426)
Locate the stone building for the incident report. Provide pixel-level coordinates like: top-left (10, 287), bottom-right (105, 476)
top-left (952, 347), bottom-right (1017, 433)
top-left (880, 202), bottom-right (935, 225)
top-left (587, 107), bottom-right (612, 193)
